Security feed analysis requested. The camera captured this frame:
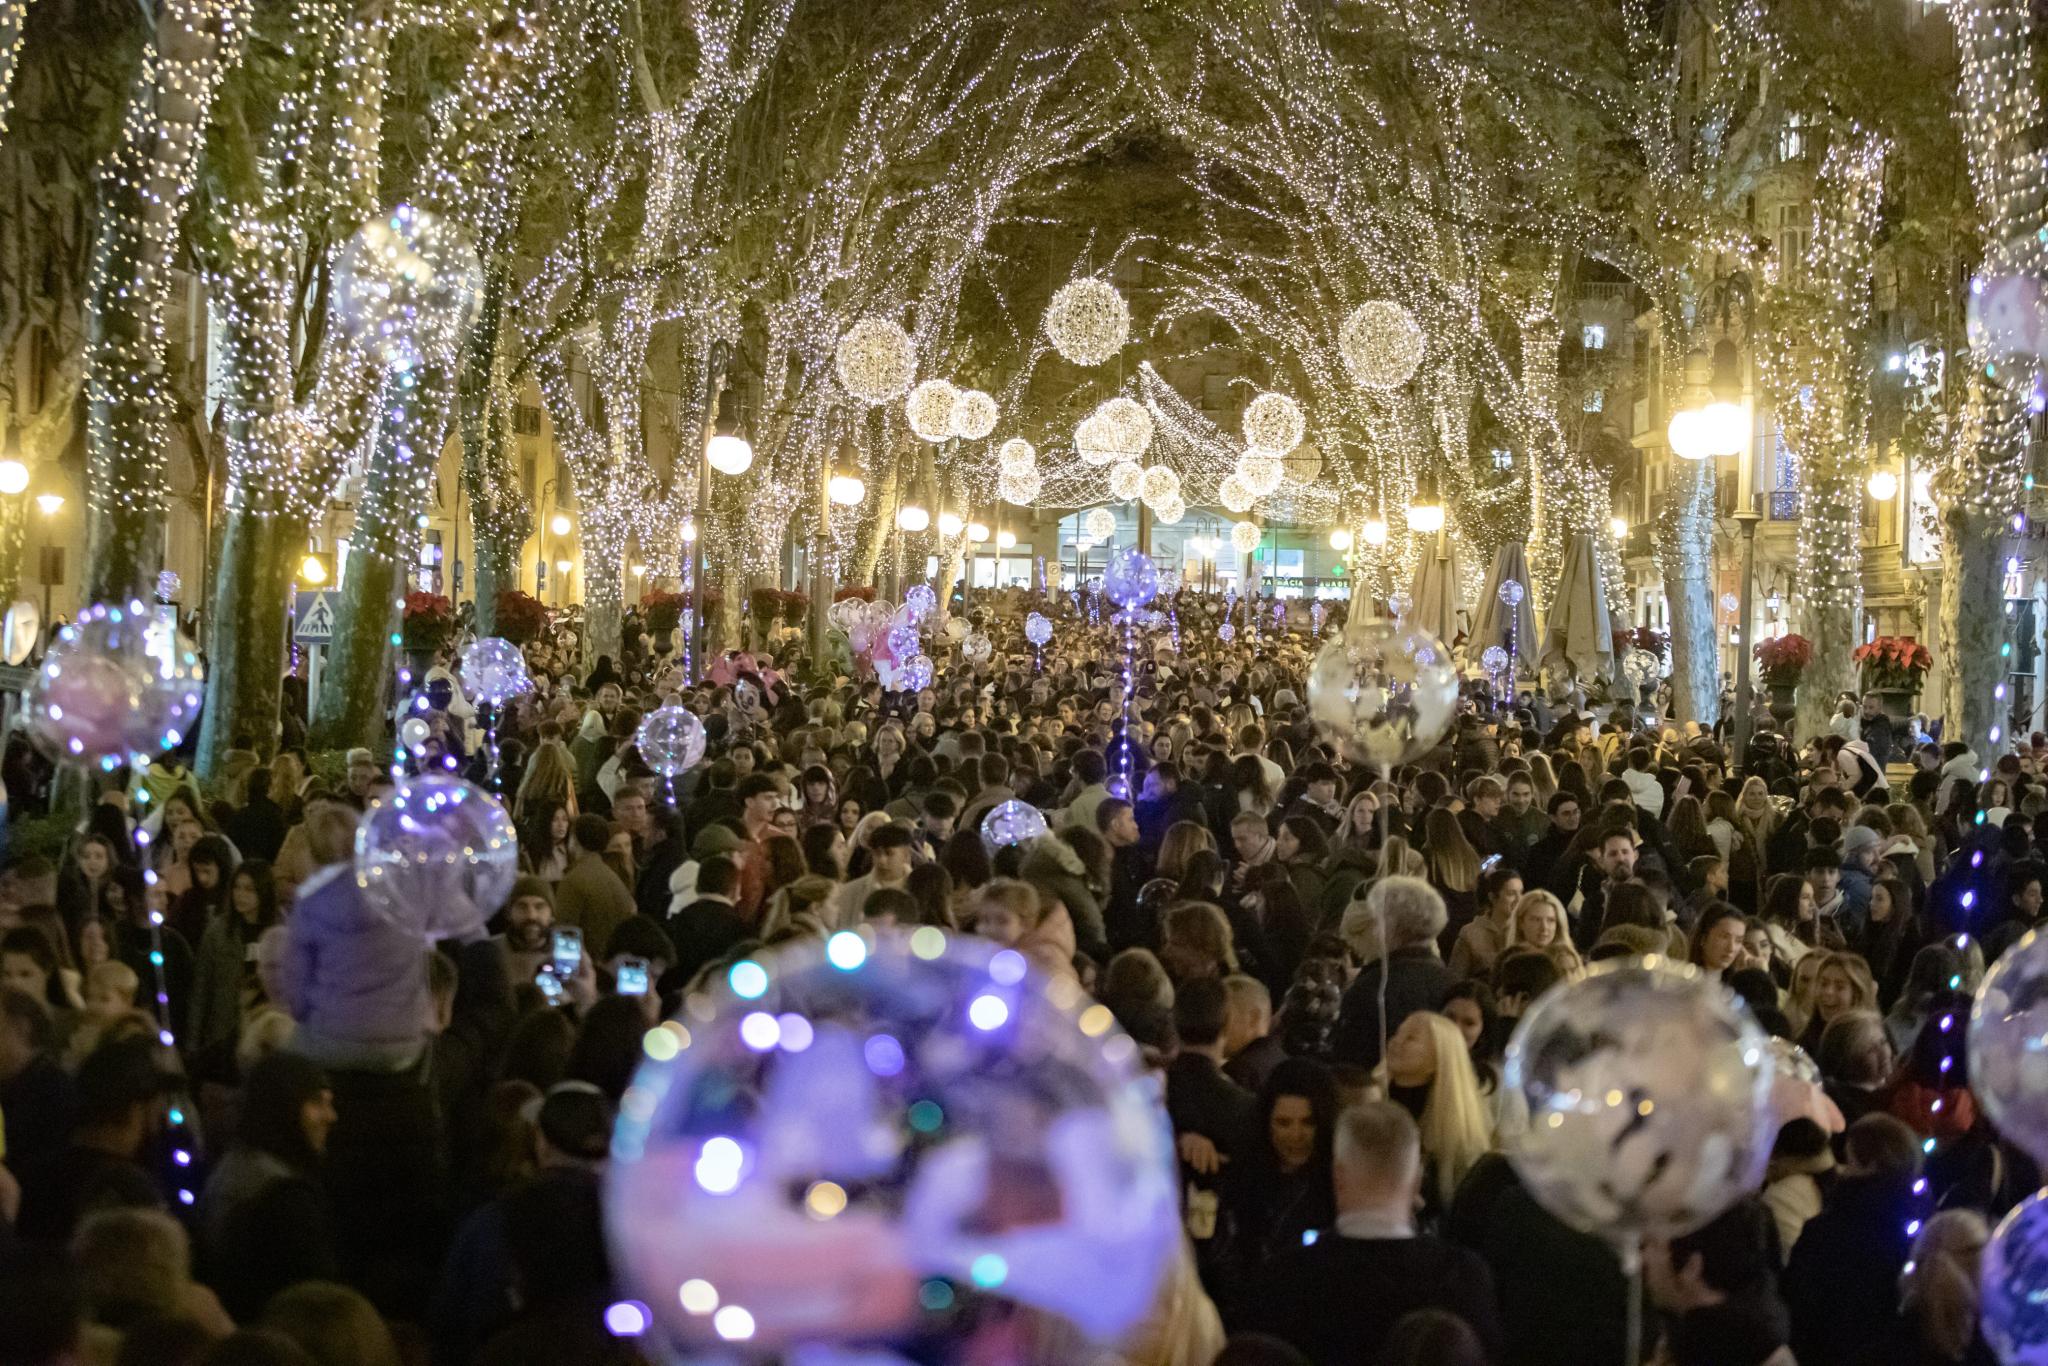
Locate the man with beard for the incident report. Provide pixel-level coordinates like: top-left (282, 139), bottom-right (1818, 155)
top-left (493, 877), bottom-right (556, 987)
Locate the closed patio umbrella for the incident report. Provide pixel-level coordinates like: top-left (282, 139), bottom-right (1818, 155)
top-left (1407, 537), bottom-right (1466, 650)
top-left (1470, 541), bottom-right (1539, 675)
top-left (1540, 531), bottom-right (1615, 684)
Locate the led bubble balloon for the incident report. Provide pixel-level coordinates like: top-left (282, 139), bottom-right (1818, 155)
top-left (962, 632), bottom-right (993, 664)
top-left (26, 600), bottom-right (204, 768)
top-left (902, 584), bottom-right (938, 621)
top-left (1983, 1189), bottom-right (2048, 1365)
top-left (944, 618), bottom-right (970, 645)
top-left (607, 931), bottom-right (1180, 1358)
top-left (399, 716), bottom-right (433, 759)
top-left (354, 775), bottom-right (516, 942)
top-left (1100, 545), bottom-right (1159, 610)
top-left (1305, 625), bottom-right (1459, 767)
top-left (1970, 927), bottom-right (2048, 1167)
top-left (635, 705), bottom-right (708, 779)
top-left (459, 636), bottom-right (531, 705)
top-left (981, 798), bottom-right (1050, 852)
top-left (901, 655), bottom-right (935, 693)
top-left (1024, 613), bottom-right (1053, 648)
top-left (1502, 957), bottom-right (1776, 1246)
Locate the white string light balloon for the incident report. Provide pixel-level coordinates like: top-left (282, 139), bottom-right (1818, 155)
top-left (1044, 277), bottom-right (1130, 366)
top-left (1339, 300), bottom-right (1426, 389)
top-left (834, 317), bottom-right (918, 404)
top-left (1241, 391), bottom-right (1305, 455)
top-left (906, 379), bottom-right (961, 443)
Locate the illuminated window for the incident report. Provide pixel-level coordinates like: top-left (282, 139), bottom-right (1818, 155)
top-left (1583, 324), bottom-right (1607, 350)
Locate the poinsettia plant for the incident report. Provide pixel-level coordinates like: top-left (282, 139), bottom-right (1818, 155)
top-left (642, 589), bottom-right (688, 635)
top-left (833, 584), bottom-right (875, 603)
top-left (493, 590), bottom-right (549, 645)
top-left (748, 586), bottom-right (785, 628)
top-left (780, 589), bottom-right (810, 624)
top-left (1754, 632), bottom-right (1815, 686)
top-left (401, 592), bottom-right (455, 650)
top-left (1854, 636), bottom-right (1933, 692)
top-left (1612, 625), bottom-right (1668, 659)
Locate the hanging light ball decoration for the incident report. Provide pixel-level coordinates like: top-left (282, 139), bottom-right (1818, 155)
top-left (1043, 276), bottom-right (1130, 367)
top-left (1074, 413), bottom-right (1118, 467)
top-left (833, 317), bottom-right (917, 404)
top-left (634, 705), bottom-right (709, 779)
top-left (1154, 495), bottom-right (1187, 525)
top-left (905, 380), bottom-right (960, 443)
top-left (459, 637), bottom-right (531, 706)
top-left (1970, 928), bottom-right (2048, 1168)
top-left (1218, 475), bottom-right (1255, 514)
top-left (1498, 579), bottom-right (1526, 608)
top-left (997, 438), bottom-right (1037, 475)
top-left (354, 775), bottom-right (516, 942)
top-left (1101, 545), bottom-right (1160, 610)
top-left (1083, 508), bottom-right (1117, 543)
top-left (607, 931), bottom-right (1179, 1357)
top-left (1024, 613), bottom-right (1054, 648)
top-left (1108, 460), bottom-right (1144, 502)
top-left (1238, 452), bottom-right (1284, 498)
top-left (1230, 521), bottom-right (1263, 556)
top-left (1305, 626), bottom-right (1459, 767)
top-left (1138, 465), bottom-right (1181, 510)
top-left (951, 389), bottom-right (999, 441)
top-left (332, 204), bottom-right (483, 370)
top-left (1983, 1190), bottom-right (2048, 1363)
top-left (1502, 958), bottom-right (1776, 1245)
top-left (1095, 396), bottom-right (1154, 458)
top-left (1242, 392), bottom-right (1306, 456)
top-left (1339, 300), bottom-right (1426, 390)
top-left (998, 469), bottom-right (1042, 507)
top-left (25, 600), bottom-right (204, 768)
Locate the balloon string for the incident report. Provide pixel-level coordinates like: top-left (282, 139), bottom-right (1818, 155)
top-left (1619, 1235), bottom-right (1644, 1365)
top-left (1376, 757), bottom-right (1392, 1068)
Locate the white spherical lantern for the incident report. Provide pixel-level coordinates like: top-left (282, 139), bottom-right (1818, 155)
top-left (905, 380), bottom-right (960, 443)
top-left (1218, 474), bottom-right (1255, 513)
top-left (1239, 452), bottom-right (1284, 497)
top-left (1075, 413), bottom-right (1118, 466)
top-left (1231, 520), bottom-right (1263, 555)
top-left (706, 433), bottom-right (755, 476)
top-left (1139, 465), bottom-right (1181, 509)
top-left (1108, 460), bottom-right (1144, 502)
top-left (998, 469), bottom-right (1042, 506)
top-left (834, 317), bottom-right (917, 404)
top-left (896, 504), bottom-right (932, 533)
top-left (997, 437), bottom-right (1037, 474)
top-left (1242, 391), bottom-right (1305, 455)
top-left (1084, 507), bottom-right (1117, 542)
top-left (1043, 277), bottom-right (1129, 366)
top-left (1361, 517), bottom-right (1389, 547)
top-left (826, 473), bottom-right (865, 506)
top-left (937, 511), bottom-right (965, 537)
top-left (1154, 495), bottom-right (1187, 525)
top-left (1095, 396), bottom-right (1154, 458)
top-left (951, 389), bottom-right (999, 441)
top-left (1340, 300), bottom-right (1426, 389)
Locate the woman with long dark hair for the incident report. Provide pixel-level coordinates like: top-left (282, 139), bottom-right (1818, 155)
top-left (170, 834), bottom-right (239, 948)
top-left (1217, 1058), bottom-right (1338, 1302)
top-left (516, 799), bottom-right (573, 883)
top-left (198, 1051), bottom-right (340, 1320)
top-left (189, 861), bottom-right (283, 1054)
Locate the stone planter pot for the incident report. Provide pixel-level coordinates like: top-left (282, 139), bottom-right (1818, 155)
top-left (1869, 686), bottom-right (1919, 724)
top-left (1767, 682), bottom-right (1799, 730)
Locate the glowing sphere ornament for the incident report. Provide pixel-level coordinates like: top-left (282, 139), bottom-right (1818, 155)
top-left (901, 655), bottom-right (935, 693)
top-left (1024, 613), bottom-right (1053, 648)
top-left (1238, 452), bottom-right (1284, 498)
top-left (1094, 396), bottom-right (1153, 458)
top-left (635, 705), bottom-right (709, 779)
top-left (1219, 475), bottom-right (1255, 513)
top-left (1305, 626), bottom-right (1459, 767)
top-left (1043, 277), bottom-right (1130, 367)
top-left (608, 932), bottom-right (1180, 1356)
top-left (354, 775), bottom-right (516, 941)
top-left (332, 204), bottom-right (482, 370)
top-left (1154, 495), bottom-right (1186, 525)
top-left (459, 637), bottom-right (531, 705)
top-left (1082, 508), bottom-right (1115, 544)
top-left (1502, 958), bottom-right (1776, 1245)
top-left (1983, 1189), bottom-right (2048, 1364)
top-left (1108, 460), bottom-right (1144, 502)
top-left (26, 601), bottom-right (204, 767)
top-left (1481, 645), bottom-right (1509, 675)
top-left (962, 632), bottom-right (993, 663)
top-left (998, 438), bottom-right (1037, 475)
top-left (1231, 521), bottom-right (1263, 555)
top-left (1968, 269), bottom-right (2048, 366)
top-left (905, 380), bottom-right (961, 443)
top-left (885, 623), bottom-right (920, 661)
top-left (983, 798), bottom-right (1051, 851)
top-left (1971, 927), bottom-right (2048, 1167)
top-left (1339, 299), bottom-right (1426, 390)
top-left (1138, 465), bottom-right (1181, 510)
top-left (901, 584), bottom-right (937, 621)
top-left (951, 389), bottom-right (998, 440)
top-left (1101, 546), bottom-right (1159, 609)
top-left (1074, 413), bottom-right (1117, 467)
top-left (1242, 391), bottom-right (1306, 455)
top-left (835, 317), bottom-right (918, 404)
top-left (998, 470), bottom-right (1041, 507)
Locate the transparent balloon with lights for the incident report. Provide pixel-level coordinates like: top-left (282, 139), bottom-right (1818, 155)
top-left (982, 798), bottom-right (1050, 851)
top-left (1970, 927), bottom-right (2048, 1167)
top-left (460, 637), bottom-right (531, 706)
top-left (332, 204), bottom-right (482, 370)
top-left (1983, 1188), bottom-right (2048, 1364)
top-left (605, 931), bottom-right (1180, 1361)
top-left (636, 706), bottom-right (709, 779)
top-left (1305, 625), bottom-right (1459, 767)
top-left (354, 775), bottom-right (516, 941)
top-left (26, 600), bottom-right (204, 769)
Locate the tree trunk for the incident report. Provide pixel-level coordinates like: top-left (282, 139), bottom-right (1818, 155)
top-left (196, 507), bottom-right (297, 773)
top-left (1940, 503), bottom-right (2005, 757)
top-left (1794, 447), bottom-right (1864, 738)
top-left (851, 439), bottom-right (904, 587)
top-left (1659, 457), bottom-right (1721, 726)
top-left (715, 560), bottom-right (744, 655)
top-left (583, 519), bottom-right (625, 668)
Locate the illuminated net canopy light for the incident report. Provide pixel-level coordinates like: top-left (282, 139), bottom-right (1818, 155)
top-left (999, 469), bottom-right (1042, 506)
top-left (1044, 277), bottom-right (1130, 366)
top-left (952, 389), bottom-right (999, 440)
top-left (834, 317), bottom-right (917, 404)
top-left (1340, 300), bottom-right (1426, 390)
top-left (1109, 460), bottom-right (1144, 501)
top-left (1242, 391), bottom-right (1305, 455)
top-left (906, 380), bottom-right (960, 443)
top-left (998, 438), bottom-right (1037, 474)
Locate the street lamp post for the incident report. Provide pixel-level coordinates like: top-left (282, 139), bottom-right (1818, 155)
top-left (694, 342), bottom-right (754, 683)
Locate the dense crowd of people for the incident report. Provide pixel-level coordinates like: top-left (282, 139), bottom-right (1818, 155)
top-left (0, 590), bottom-right (2039, 1366)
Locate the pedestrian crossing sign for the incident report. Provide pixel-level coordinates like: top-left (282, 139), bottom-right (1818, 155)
top-left (294, 591), bottom-right (336, 643)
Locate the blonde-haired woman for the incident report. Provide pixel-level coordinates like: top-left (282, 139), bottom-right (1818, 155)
top-left (515, 739), bottom-right (580, 821)
top-left (1379, 1011), bottom-right (1493, 1216)
top-left (1377, 835), bottom-right (1426, 879)
top-left (1736, 775), bottom-right (1780, 848)
top-left (1524, 752), bottom-right (1558, 805)
top-left (1511, 890), bottom-right (1585, 977)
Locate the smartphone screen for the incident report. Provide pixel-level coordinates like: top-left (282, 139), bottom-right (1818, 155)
top-left (534, 965), bottom-right (565, 1005)
top-left (616, 957), bottom-right (649, 996)
top-left (551, 926), bottom-right (583, 978)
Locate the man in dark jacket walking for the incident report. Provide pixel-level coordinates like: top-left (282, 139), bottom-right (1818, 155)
top-left (1332, 877), bottom-right (1452, 1071)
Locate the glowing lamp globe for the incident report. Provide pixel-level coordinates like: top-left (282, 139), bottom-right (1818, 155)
top-left (828, 473), bottom-right (866, 506)
top-left (1406, 502), bottom-right (1446, 535)
top-left (937, 512), bottom-right (965, 538)
top-left (1866, 470), bottom-right (1898, 501)
top-left (1329, 529), bottom-right (1353, 552)
top-left (0, 461), bottom-right (28, 496)
top-left (1361, 518), bottom-right (1389, 547)
top-left (896, 504), bottom-right (932, 533)
top-left (707, 433), bottom-right (755, 476)
top-left (967, 522), bottom-right (990, 543)
top-left (996, 530), bottom-right (1017, 549)
top-left (1667, 407), bottom-right (1713, 461)
top-left (1700, 399), bottom-right (1747, 456)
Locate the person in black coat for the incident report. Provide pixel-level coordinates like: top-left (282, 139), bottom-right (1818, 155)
top-left (1244, 1101), bottom-right (1502, 1364)
top-left (197, 1051), bottom-right (340, 1321)
top-left (662, 855), bottom-right (750, 989)
top-left (1331, 877), bottom-right (1453, 1071)
top-left (1782, 1114), bottom-right (1926, 1366)
top-left (1646, 1199), bottom-right (1794, 1366)
top-left (224, 769), bottom-right (290, 865)
top-left (1216, 1059), bottom-right (1338, 1326)
top-left (1165, 978), bottom-right (1258, 1290)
